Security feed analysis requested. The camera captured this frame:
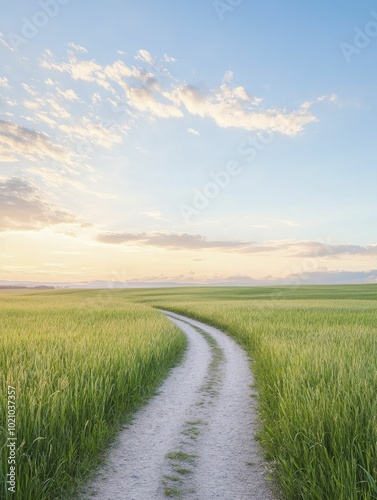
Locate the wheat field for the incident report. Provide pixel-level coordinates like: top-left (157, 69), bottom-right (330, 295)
top-left (0, 290), bottom-right (186, 499)
top-left (1, 285), bottom-right (377, 499)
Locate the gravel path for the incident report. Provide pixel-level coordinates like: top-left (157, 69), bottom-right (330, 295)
top-left (81, 310), bottom-right (273, 500)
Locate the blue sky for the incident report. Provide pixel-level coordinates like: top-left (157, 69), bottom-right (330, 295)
top-left (0, 1), bottom-right (376, 284)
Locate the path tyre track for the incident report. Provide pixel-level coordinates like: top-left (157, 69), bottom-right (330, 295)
top-left (82, 310), bottom-right (273, 500)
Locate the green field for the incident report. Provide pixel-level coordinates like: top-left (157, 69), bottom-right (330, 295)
top-left (1, 285), bottom-right (377, 499)
top-left (0, 290), bottom-right (186, 499)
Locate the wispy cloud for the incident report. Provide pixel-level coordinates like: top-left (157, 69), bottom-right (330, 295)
top-left (141, 211), bottom-right (169, 221)
top-left (40, 50), bottom-right (183, 119)
top-left (296, 242), bottom-right (377, 257)
top-left (0, 32), bottom-right (13, 52)
top-left (8, 73), bottom-right (125, 157)
top-left (95, 231), bottom-right (377, 258)
top-left (301, 93), bottom-right (339, 110)
top-left (4, 99), bottom-right (17, 107)
top-left (167, 83), bottom-right (316, 136)
top-left (223, 70), bottom-right (234, 83)
top-left (0, 77), bottom-right (9, 88)
top-left (0, 177), bottom-right (83, 231)
top-left (187, 127), bottom-right (199, 135)
top-left (26, 166), bottom-right (116, 200)
top-left (41, 50), bottom-right (112, 90)
top-left (0, 153), bottom-right (17, 163)
top-left (317, 93), bottom-right (338, 104)
top-left (135, 49), bottom-right (154, 65)
top-left (96, 232), bottom-right (146, 244)
top-left (126, 86), bottom-right (183, 118)
top-left (96, 231), bottom-right (249, 249)
top-left (0, 120), bottom-right (70, 163)
top-left (163, 53), bottom-right (177, 63)
top-left (58, 119), bottom-right (122, 148)
top-left (38, 48), bottom-right (330, 136)
top-left (57, 88), bottom-right (79, 101)
top-left (68, 42), bottom-right (88, 54)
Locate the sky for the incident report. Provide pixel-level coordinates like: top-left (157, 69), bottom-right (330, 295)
top-left (0, 0), bottom-right (376, 285)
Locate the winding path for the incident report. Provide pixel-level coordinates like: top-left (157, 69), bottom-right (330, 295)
top-left (82, 310), bottom-right (273, 499)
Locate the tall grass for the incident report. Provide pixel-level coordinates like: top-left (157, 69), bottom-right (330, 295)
top-left (0, 290), bottom-right (186, 499)
top-left (2, 285), bottom-right (377, 499)
top-left (129, 286), bottom-right (377, 499)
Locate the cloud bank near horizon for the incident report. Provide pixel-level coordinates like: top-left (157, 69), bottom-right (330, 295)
top-left (1, 268), bottom-right (376, 287)
top-left (95, 231), bottom-right (377, 258)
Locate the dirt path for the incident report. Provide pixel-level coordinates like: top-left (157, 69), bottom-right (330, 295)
top-left (82, 310), bottom-right (273, 499)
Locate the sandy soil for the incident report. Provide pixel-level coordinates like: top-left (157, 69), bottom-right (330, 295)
top-left (81, 310), bottom-right (274, 499)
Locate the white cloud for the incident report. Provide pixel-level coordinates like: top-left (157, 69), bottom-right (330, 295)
top-left (45, 96), bottom-right (71, 119)
top-left (126, 86), bottom-right (183, 118)
top-left (187, 127), bottom-right (199, 136)
top-left (136, 49), bottom-right (154, 64)
top-left (301, 93), bottom-right (339, 110)
top-left (58, 118), bottom-right (122, 148)
top-left (0, 77), bottom-right (9, 88)
top-left (92, 92), bottom-right (101, 105)
top-left (102, 60), bottom-right (133, 83)
top-left (168, 83), bottom-right (315, 136)
top-left (39, 48), bottom-right (329, 136)
top-left (0, 120), bottom-right (70, 163)
top-left (163, 53), bottom-right (177, 63)
top-left (68, 42), bottom-right (88, 53)
top-left (300, 100), bottom-right (312, 110)
top-left (23, 100), bottom-right (39, 110)
top-left (5, 99), bottom-right (18, 107)
top-left (22, 83), bottom-right (38, 97)
top-left (19, 84), bottom-right (75, 125)
top-left (317, 93), bottom-right (338, 104)
top-left (58, 88), bottom-right (79, 101)
top-left (41, 52), bottom-right (111, 91)
top-left (35, 112), bottom-right (57, 128)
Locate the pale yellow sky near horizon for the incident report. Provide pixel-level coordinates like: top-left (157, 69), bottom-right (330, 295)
top-left (1, 229), bottom-right (376, 284)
